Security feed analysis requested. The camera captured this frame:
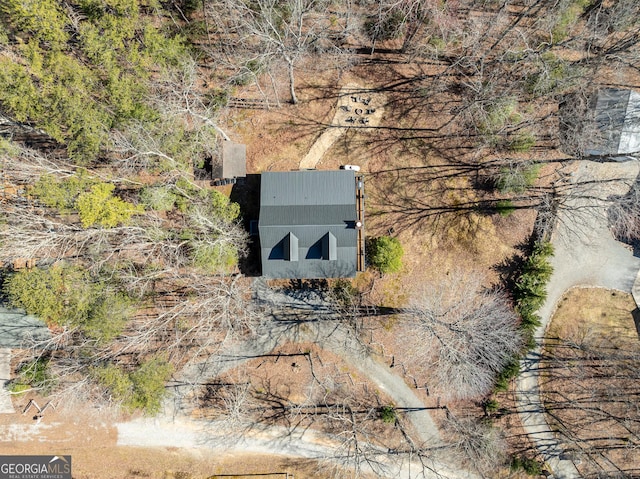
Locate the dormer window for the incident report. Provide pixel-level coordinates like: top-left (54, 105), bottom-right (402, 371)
top-left (284, 232), bottom-right (298, 262)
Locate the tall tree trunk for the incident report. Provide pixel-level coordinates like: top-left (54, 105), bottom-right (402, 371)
top-left (288, 61), bottom-right (298, 105)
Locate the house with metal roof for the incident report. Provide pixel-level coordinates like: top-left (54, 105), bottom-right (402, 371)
top-left (258, 170), bottom-right (365, 278)
top-left (560, 88), bottom-right (640, 160)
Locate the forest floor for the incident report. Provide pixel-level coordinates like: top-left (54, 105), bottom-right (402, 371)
top-left (542, 288), bottom-right (640, 478)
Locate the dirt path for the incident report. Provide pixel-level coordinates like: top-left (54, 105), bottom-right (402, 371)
top-left (148, 282), bottom-right (478, 479)
top-left (166, 281), bottom-right (443, 445)
top-left (516, 159), bottom-right (640, 479)
top-left (117, 416), bottom-right (471, 479)
top-left (299, 84), bottom-right (385, 169)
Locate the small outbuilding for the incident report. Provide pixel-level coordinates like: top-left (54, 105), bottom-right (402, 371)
top-left (258, 170), bottom-right (365, 279)
top-left (213, 142), bottom-right (247, 179)
top-left (560, 88), bottom-right (640, 159)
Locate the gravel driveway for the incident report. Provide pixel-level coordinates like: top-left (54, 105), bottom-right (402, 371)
top-left (516, 159), bottom-right (640, 479)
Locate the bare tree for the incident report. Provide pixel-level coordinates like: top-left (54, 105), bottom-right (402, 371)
top-left (608, 175), bottom-right (640, 242)
top-left (442, 413), bottom-right (507, 474)
top-left (206, 0), bottom-right (334, 104)
top-left (400, 270), bottom-right (522, 400)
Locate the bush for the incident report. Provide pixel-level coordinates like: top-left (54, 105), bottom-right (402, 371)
top-left (4, 264), bottom-right (93, 326)
top-left (495, 199), bottom-right (516, 217)
top-left (482, 398), bottom-right (500, 414)
top-left (367, 236), bottom-right (404, 274)
top-left (200, 189), bottom-right (240, 223)
top-left (128, 356), bottom-right (174, 414)
top-left (4, 264), bottom-right (133, 341)
top-left (31, 171), bottom-right (97, 211)
top-left (18, 357), bottom-right (55, 393)
top-left (93, 355), bottom-right (174, 414)
top-left (510, 456), bottom-right (543, 475)
top-left (191, 241), bottom-right (238, 274)
top-left (83, 292), bottom-right (132, 342)
top-left (0, 0), bottom-right (188, 163)
top-left (551, 0), bottom-right (591, 41)
top-left (479, 98), bottom-right (520, 135)
top-left (77, 183), bottom-right (143, 228)
top-left (140, 185), bottom-right (177, 211)
top-left (93, 363), bottom-right (133, 404)
top-left (1, 0), bottom-right (69, 45)
top-left (515, 242), bottom-right (553, 300)
top-left (508, 131), bottom-right (537, 152)
top-left (379, 405), bottom-right (397, 424)
top-left (6, 381), bottom-right (31, 395)
top-left (494, 357), bottom-right (521, 391)
top-left (496, 162), bottom-right (541, 194)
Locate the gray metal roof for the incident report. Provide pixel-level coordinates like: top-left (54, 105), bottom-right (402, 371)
top-left (214, 142), bottom-right (247, 178)
top-left (587, 89), bottom-right (640, 156)
top-left (259, 171), bottom-right (359, 278)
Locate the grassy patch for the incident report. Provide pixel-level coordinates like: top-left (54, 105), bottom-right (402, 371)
top-left (547, 288), bottom-right (637, 346)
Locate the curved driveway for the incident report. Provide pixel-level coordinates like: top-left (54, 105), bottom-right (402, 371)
top-left (516, 160), bottom-right (640, 479)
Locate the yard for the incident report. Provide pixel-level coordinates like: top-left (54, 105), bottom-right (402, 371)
top-left (542, 287), bottom-right (640, 477)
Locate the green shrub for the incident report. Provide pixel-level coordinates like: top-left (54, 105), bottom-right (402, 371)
top-left (491, 240), bottom-right (554, 393)
top-left (0, 0), bottom-right (188, 163)
top-left (128, 356), bottom-right (174, 414)
top-left (93, 355), bottom-right (173, 414)
top-left (551, 0), bottom-right (591, 41)
top-left (508, 131), bottom-right (537, 152)
top-left (515, 241), bottom-right (554, 307)
top-left (31, 171), bottom-right (97, 211)
top-left (202, 189), bottom-right (240, 223)
top-left (93, 363), bottom-right (134, 403)
top-left (482, 398), bottom-right (500, 414)
top-left (496, 162), bottom-right (541, 194)
top-left (4, 264), bottom-right (93, 326)
top-left (513, 241), bottom-right (554, 349)
top-left (367, 236), bottom-right (404, 274)
top-left (0, 138), bottom-right (20, 156)
top-left (82, 292), bottom-right (132, 342)
top-left (1, 0), bottom-right (69, 45)
top-left (140, 185), bottom-right (178, 211)
top-left (4, 264), bottom-right (133, 341)
top-left (479, 98), bottom-right (520, 135)
top-left (18, 357), bottom-right (55, 393)
top-left (76, 183), bottom-right (143, 228)
top-left (6, 381), bottom-right (31, 395)
top-left (191, 241), bottom-right (238, 274)
top-left (379, 405), bottom-right (397, 424)
top-left (494, 357), bottom-right (520, 391)
top-left (495, 199), bottom-right (516, 217)
top-left (525, 52), bottom-right (582, 97)
top-left (510, 456), bottom-right (543, 475)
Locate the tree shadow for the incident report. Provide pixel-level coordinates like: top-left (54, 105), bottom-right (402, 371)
top-left (632, 308), bottom-right (640, 340)
top-left (493, 237), bottom-right (537, 294)
top-left (229, 174), bottom-right (262, 277)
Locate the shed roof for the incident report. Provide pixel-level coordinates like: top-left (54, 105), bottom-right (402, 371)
top-left (587, 89), bottom-right (640, 156)
top-left (214, 142), bottom-right (247, 178)
top-left (259, 171), bottom-right (359, 278)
